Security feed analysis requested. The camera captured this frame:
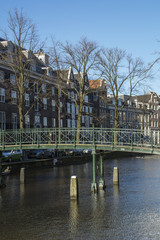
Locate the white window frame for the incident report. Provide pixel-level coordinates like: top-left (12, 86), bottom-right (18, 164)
top-left (52, 87), bottom-right (55, 96)
top-left (34, 96), bottom-right (39, 111)
top-left (24, 79), bottom-right (29, 88)
top-left (52, 118), bottom-right (56, 127)
top-left (0, 88), bottom-right (5, 103)
top-left (42, 83), bottom-right (46, 93)
top-left (12, 113), bottom-right (17, 130)
top-left (25, 115), bottom-right (30, 128)
top-left (52, 99), bottom-right (55, 111)
top-left (11, 90), bottom-right (17, 104)
top-left (10, 74), bottom-right (16, 84)
top-left (43, 97), bottom-right (47, 110)
top-left (34, 115), bottom-right (40, 124)
top-left (43, 117), bottom-right (47, 127)
top-left (25, 93), bottom-right (30, 107)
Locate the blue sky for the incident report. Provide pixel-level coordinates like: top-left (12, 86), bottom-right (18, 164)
top-left (1, 0), bottom-right (160, 92)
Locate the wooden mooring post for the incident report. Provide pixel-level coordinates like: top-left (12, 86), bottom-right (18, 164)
top-left (70, 176), bottom-right (78, 199)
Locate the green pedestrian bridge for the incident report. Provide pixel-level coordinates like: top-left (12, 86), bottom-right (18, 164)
top-left (1, 127), bottom-right (160, 190)
top-left (0, 127), bottom-right (160, 154)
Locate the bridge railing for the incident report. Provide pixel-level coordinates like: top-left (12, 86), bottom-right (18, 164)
top-left (0, 128), bottom-right (160, 148)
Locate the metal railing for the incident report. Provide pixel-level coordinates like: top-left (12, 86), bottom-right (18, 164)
top-left (0, 128), bottom-right (160, 150)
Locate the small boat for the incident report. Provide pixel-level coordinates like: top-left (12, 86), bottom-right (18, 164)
top-left (2, 167), bottom-right (11, 176)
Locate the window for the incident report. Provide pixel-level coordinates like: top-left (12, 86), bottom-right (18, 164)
top-left (0, 71), bottom-right (4, 82)
top-left (42, 84), bottom-right (46, 93)
top-left (82, 116), bottom-right (85, 123)
top-left (0, 111), bottom-right (6, 130)
top-left (52, 100), bottom-right (55, 111)
top-left (60, 102), bottom-right (62, 113)
top-left (52, 87), bottom-right (55, 96)
top-left (43, 117), bottom-right (47, 127)
top-left (34, 115), bottom-right (40, 124)
top-left (12, 113), bottom-right (17, 130)
top-left (123, 112), bottom-right (126, 121)
top-left (67, 119), bottom-right (71, 127)
top-left (0, 88), bottom-right (5, 103)
top-left (25, 93), bottom-right (30, 107)
top-left (43, 98), bottom-right (47, 110)
top-left (89, 107), bottom-right (92, 114)
top-left (52, 118), bottom-right (56, 127)
top-left (11, 90), bottom-right (17, 104)
top-left (10, 74), bottom-right (16, 84)
top-left (90, 117), bottom-right (93, 125)
top-left (84, 95), bottom-right (88, 103)
top-left (34, 96), bottom-right (39, 111)
top-left (24, 79), bottom-right (29, 88)
top-left (72, 103), bottom-right (75, 114)
top-left (25, 115), bottom-right (30, 128)
top-left (67, 103), bottom-right (70, 114)
top-left (60, 119), bottom-right (63, 127)
top-left (31, 63), bottom-right (36, 72)
top-left (34, 82), bottom-right (38, 93)
top-left (72, 119), bottom-right (75, 128)
top-left (110, 110), bottom-right (114, 120)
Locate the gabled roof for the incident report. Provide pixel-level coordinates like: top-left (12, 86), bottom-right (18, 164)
top-left (132, 95), bottom-right (151, 103)
top-left (89, 79), bottom-right (105, 89)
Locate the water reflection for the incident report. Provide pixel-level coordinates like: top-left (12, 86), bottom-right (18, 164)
top-left (113, 184), bottom-right (119, 206)
top-left (1, 155), bottom-right (160, 239)
top-left (69, 200), bottom-right (79, 236)
top-left (20, 182), bottom-right (25, 205)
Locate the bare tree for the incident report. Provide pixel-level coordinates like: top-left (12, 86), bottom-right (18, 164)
top-left (48, 39), bottom-right (67, 142)
top-left (60, 38), bottom-right (100, 142)
top-left (97, 48), bottom-right (151, 130)
top-left (1, 8), bottom-right (39, 129)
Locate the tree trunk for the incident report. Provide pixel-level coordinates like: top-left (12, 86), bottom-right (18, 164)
top-left (19, 105), bottom-right (23, 129)
top-left (114, 101), bottom-right (118, 145)
top-left (58, 106), bottom-right (61, 144)
top-left (76, 101), bottom-right (83, 144)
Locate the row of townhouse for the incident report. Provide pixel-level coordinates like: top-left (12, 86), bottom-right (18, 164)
top-left (0, 38), bottom-right (160, 132)
top-left (93, 88), bottom-right (160, 133)
top-left (0, 38), bottom-right (93, 130)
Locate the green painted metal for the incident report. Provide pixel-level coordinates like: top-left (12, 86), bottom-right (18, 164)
top-left (91, 150), bottom-right (97, 192)
top-left (0, 127), bottom-right (160, 155)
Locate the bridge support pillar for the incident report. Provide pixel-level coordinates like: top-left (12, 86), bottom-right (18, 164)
top-left (20, 168), bottom-right (25, 184)
top-left (91, 150), bottom-right (97, 193)
top-left (99, 154), bottom-right (105, 190)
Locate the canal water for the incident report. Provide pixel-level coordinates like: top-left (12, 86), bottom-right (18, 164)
top-left (1, 154), bottom-right (160, 240)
